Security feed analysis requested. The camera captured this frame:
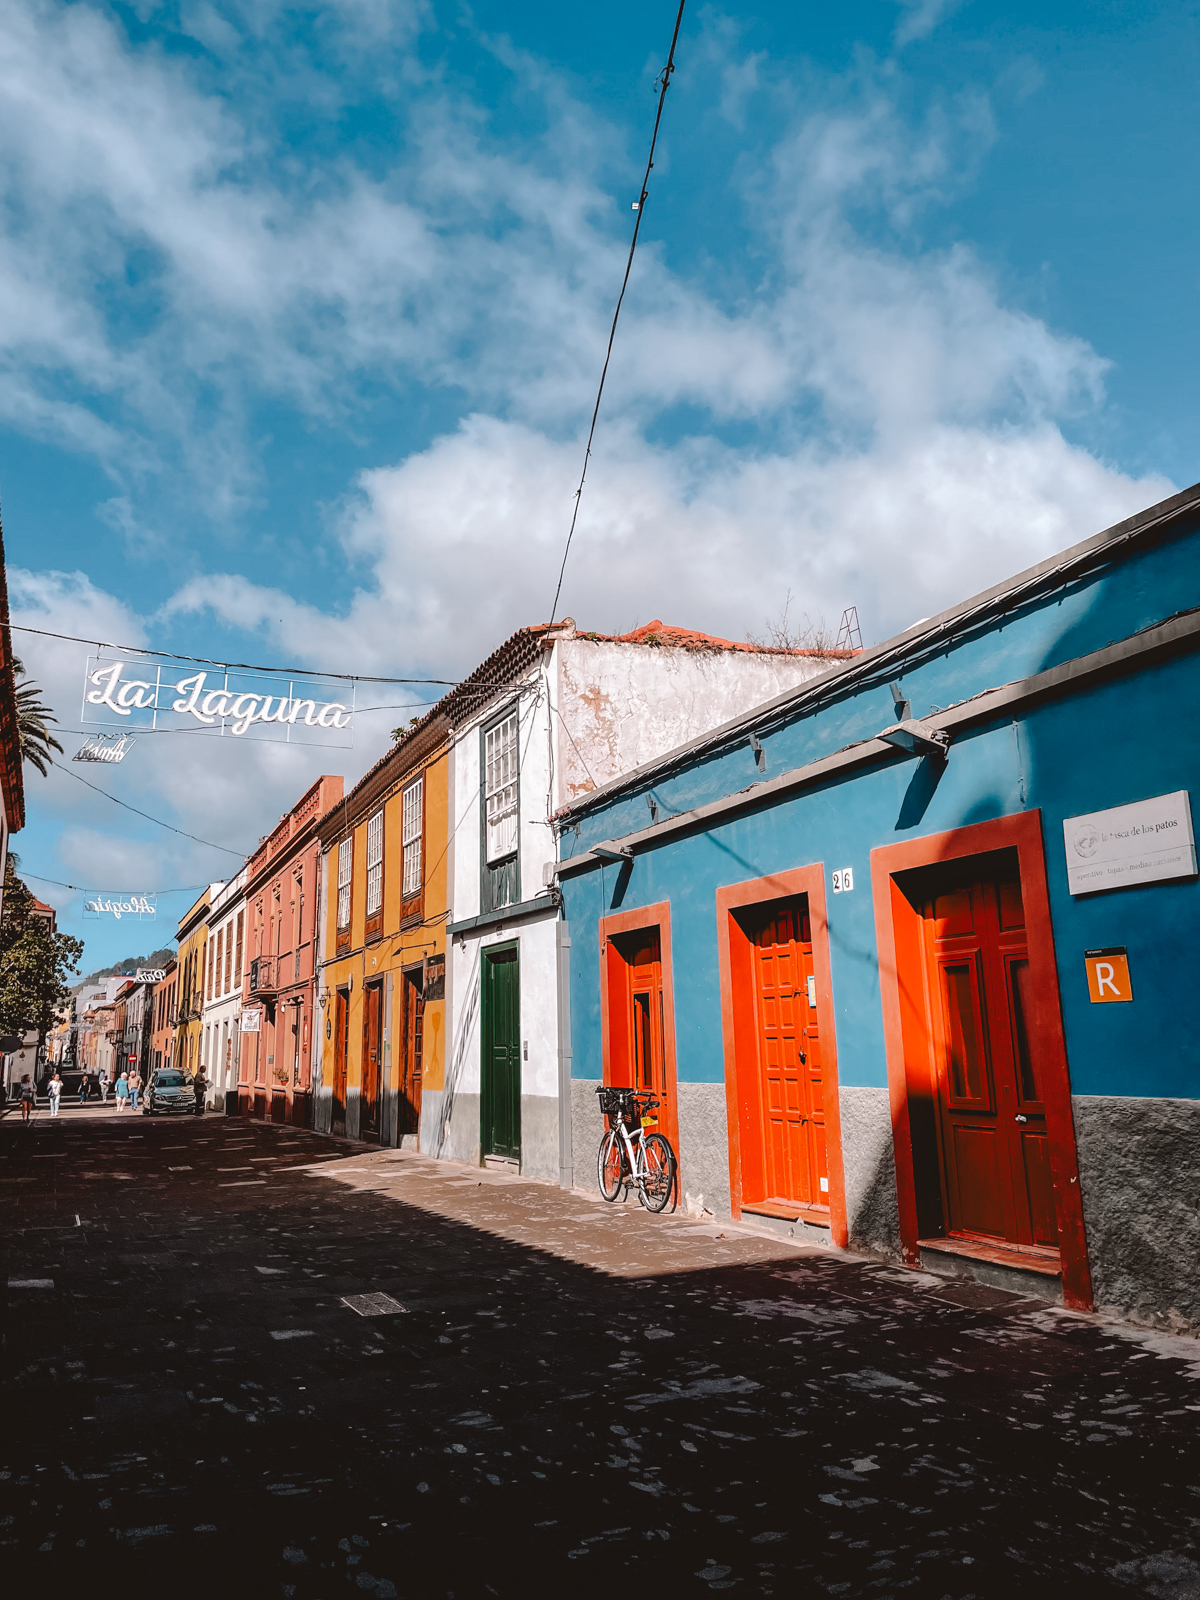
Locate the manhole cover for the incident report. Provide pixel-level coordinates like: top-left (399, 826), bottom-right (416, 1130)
top-left (341, 1292), bottom-right (407, 1317)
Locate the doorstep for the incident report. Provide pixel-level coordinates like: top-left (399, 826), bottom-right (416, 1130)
top-left (483, 1155), bottom-right (519, 1174)
top-left (918, 1235), bottom-right (1063, 1304)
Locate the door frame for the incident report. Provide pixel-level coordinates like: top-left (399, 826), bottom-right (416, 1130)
top-left (480, 939), bottom-right (521, 1160)
top-left (870, 809), bottom-right (1092, 1310)
top-left (715, 865), bottom-right (848, 1246)
top-left (598, 900), bottom-right (679, 1157)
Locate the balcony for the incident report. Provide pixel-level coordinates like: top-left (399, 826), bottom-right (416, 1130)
top-left (248, 956), bottom-right (277, 997)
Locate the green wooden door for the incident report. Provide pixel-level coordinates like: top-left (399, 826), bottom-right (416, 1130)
top-left (482, 944), bottom-right (520, 1160)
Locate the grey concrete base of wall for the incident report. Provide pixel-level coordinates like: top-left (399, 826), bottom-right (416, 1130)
top-left (571, 1079), bottom-right (601, 1193)
top-left (520, 1095), bottom-right (558, 1183)
top-left (676, 1082), bottom-right (732, 1221)
top-left (420, 1089), bottom-right (481, 1167)
top-left (1073, 1094), bottom-right (1200, 1334)
top-left (344, 1086), bottom-right (361, 1143)
top-left (312, 1086), bottom-right (332, 1136)
top-left (838, 1086), bottom-right (902, 1258)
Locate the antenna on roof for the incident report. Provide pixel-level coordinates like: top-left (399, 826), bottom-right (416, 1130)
top-left (835, 607), bottom-right (863, 651)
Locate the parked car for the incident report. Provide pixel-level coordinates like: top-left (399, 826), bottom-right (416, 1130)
top-left (143, 1068), bottom-right (197, 1115)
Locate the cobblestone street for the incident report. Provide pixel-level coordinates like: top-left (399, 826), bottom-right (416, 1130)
top-left (2, 1107), bottom-right (1199, 1599)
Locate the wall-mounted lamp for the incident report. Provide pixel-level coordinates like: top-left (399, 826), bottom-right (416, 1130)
top-left (879, 720), bottom-right (950, 760)
top-left (593, 842), bottom-right (632, 863)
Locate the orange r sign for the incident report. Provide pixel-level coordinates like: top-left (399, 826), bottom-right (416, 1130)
top-left (1085, 947), bottom-right (1133, 1004)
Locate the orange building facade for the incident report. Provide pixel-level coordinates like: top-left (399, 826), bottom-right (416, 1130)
top-left (237, 775), bottom-right (343, 1126)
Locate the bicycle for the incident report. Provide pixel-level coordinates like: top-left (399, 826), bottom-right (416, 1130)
top-left (595, 1085), bottom-right (677, 1213)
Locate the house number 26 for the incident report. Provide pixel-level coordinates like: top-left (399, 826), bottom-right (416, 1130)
top-left (832, 867), bottom-right (854, 893)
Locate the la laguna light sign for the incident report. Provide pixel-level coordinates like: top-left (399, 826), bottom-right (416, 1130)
top-left (83, 658), bottom-right (354, 747)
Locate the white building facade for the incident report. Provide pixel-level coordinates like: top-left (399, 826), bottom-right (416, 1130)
top-left (434, 619), bottom-right (844, 1184)
top-left (200, 868), bottom-right (247, 1110)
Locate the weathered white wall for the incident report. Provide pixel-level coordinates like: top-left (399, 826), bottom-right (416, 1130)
top-left (554, 637), bottom-right (837, 805)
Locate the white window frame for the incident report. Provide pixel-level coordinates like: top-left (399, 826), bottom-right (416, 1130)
top-left (336, 837), bottom-right (352, 931)
top-left (402, 778), bottom-right (423, 899)
top-left (366, 810), bottom-right (384, 918)
top-left (485, 711), bottom-right (519, 864)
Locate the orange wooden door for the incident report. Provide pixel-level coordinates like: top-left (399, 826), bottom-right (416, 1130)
top-left (628, 935), bottom-right (667, 1102)
top-left (361, 981), bottom-right (383, 1138)
top-left (750, 899), bottom-right (827, 1209)
top-left (923, 866), bottom-right (1057, 1248)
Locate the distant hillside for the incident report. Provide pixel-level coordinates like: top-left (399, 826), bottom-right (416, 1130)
top-left (75, 948), bottom-right (175, 989)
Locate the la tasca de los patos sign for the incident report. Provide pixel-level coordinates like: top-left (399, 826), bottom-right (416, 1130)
top-left (83, 658), bottom-right (354, 747)
top-left (1063, 790), bottom-right (1198, 895)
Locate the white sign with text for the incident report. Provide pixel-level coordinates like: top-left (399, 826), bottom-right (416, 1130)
top-left (82, 658), bottom-right (354, 748)
top-left (83, 894), bottom-right (157, 920)
top-left (1063, 791), bottom-right (1197, 895)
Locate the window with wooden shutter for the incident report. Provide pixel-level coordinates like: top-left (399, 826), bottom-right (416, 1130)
top-left (206, 937), bottom-right (214, 1001)
top-left (366, 812), bottom-right (384, 915)
top-left (336, 836), bottom-right (353, 953)
top-left (224, 921), bottom-right (233, 992)
top-left (402, 779), bottom-right (423, 902)
top-left (234, 910), bottom-right (244, 990)
top-left (215, 927), bottom-right (224, 998)
top-left (485, 712), bottom-right (519, 863)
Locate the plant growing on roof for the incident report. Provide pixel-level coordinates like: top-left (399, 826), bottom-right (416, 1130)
top-left (13, 657), bottom-right (63, 776)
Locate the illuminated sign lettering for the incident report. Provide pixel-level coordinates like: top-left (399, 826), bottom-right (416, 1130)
top-left (73, 732), bottom-right (136, 764)
top-left (82, 658), bottom-right (354, 748)
top-left (83, 894), bottom-right (157, 921)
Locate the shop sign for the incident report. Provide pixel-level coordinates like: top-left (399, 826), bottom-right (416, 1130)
top-left (82, 658), bottom-right (354, 748)
top-left (1085, 947), bottom-right (1133, 1003)
top-left (1063, 791), bottom-right (1197, 896)
top-left (241, 1009), bottom-right (262, 1033)
top-left (83, 894), bottom-right (157, 920)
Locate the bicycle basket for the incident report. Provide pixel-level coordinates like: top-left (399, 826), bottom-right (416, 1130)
top-left (596, 1084), bottom-right (630, 1120)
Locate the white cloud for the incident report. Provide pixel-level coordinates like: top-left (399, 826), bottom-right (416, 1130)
top-left (0, 2), bottom-right (1178, 926)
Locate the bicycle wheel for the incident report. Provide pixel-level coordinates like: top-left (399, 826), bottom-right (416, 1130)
top-left (597, 1128), bottom-right (625, 1201)
top-left (637, 1132), bottom-right (677, 1213)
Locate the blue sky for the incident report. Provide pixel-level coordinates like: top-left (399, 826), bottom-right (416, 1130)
top-left (1, 0), bottom-right (1193, 968)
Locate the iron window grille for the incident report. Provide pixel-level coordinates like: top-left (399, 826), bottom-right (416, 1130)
top-left (485, 711), bottom-right (519, 863)
top-left (402, 779), bottom-right (423, 899)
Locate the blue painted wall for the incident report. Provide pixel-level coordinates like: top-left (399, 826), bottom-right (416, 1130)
top-left (561, 518), bottom-right (1200, 1103)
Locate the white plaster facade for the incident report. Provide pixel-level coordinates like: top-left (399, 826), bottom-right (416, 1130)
top-left (200, 869), bottom-right (247, 1110)
top-left (435, 621), bottom-right (838, 1183)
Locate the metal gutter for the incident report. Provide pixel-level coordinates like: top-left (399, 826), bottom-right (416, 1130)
top-left (556, 604), bottom-right (1200, 877)
top-left (557, 480), bottom-right (1200, 824)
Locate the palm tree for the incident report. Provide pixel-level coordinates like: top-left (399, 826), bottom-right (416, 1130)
top-left (13, 658), bottom-right (63, 776)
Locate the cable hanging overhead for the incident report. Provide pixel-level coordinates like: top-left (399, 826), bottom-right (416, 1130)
top-left (547, 0), bottom-right (687, 629)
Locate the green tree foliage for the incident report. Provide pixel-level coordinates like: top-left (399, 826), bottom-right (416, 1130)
top-left (0, 862), bottom-right (83, 1036)
top-left (13, 657), bottom-right (63, 776)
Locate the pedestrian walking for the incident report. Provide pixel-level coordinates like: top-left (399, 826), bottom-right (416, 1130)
top-left (100, 1071), bottom-right (111, 1103)
top-left (78, 1073), bottom-right (89, 1106)
top-left (193, 1070), bottom-right (208, 1117)
top-left (18, 1074), bottom-right (35, 1122)
top-left (47, 1071), bottom-right (62, 1116)
top-left (128, 1069), bottom-right (141, 1112)
top-left (115, 1070), bottom-right (129, 1111)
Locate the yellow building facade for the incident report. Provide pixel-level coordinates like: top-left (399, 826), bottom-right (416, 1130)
top-left (315, 713), bottom-right (449, 1144)
top-left (174, 886), bottom-right (217, 1077)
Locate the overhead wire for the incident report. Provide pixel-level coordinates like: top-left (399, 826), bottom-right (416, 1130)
top-left (547, 0), bottom-right (687, 630)
top-left (21, 870), bottom-right (206, 896)
top-left (59, 764), bottom-right (250, 859)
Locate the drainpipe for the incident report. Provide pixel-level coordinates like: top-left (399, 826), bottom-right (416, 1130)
top-left (556, 916), bottom-right (573, 1191)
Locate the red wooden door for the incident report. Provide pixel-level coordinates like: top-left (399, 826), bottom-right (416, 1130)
top-left (628, 935), bottom-right (667, 1101)
top-left (400, 970), bottom-right (424, 1137)
top-left (333, 989), bottom-right (349, 1134)
top-left (749, 899), bottom-right (827, 1211)
top-left (923, 865), bottom-right (1057, 1248)
top-left (361, 982), bottom-right (383, 1139)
